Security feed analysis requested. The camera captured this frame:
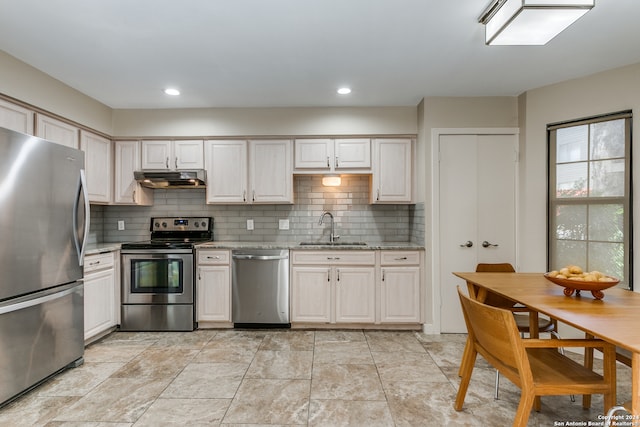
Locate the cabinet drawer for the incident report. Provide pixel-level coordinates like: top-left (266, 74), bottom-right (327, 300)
top-left (380, 251), bottom-right (420, 266)
top-left (84, 252), bottom-right (115, 273)
top-left (291, 250), bottom-right (375, 265)
top-left (198, 250), bottom-right (230, 265)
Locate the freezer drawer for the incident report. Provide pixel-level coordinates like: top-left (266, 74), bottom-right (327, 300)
top-left (0, 283), bottom-right (84, 406)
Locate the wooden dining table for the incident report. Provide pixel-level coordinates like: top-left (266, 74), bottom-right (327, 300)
top-left (454, 271), bottom-right (640, 417)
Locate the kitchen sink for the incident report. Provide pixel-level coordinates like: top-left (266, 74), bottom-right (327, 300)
top-left (299, 241), bottom-right (367, 246)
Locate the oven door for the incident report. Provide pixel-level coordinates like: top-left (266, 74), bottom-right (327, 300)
top-left (121, 250), bottom-right (193, 304)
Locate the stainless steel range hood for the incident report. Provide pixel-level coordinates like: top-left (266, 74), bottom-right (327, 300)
top-left (134, 170), bottom-right (206, 189)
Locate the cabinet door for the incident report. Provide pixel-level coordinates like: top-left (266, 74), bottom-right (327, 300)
top-left (294, 139), bottom-right (332, 170)
top-left (197, 265), bottom-right (231, 322)
top-left (141, 140), bottom-right (172, 169)
top-left (84, 269), bottom-right (116, 340)
top-left (0, 99), bottom-right (33, 134)
top-left (174, 140), bottom-right (204, 169)
top-left (205, 140), bottom-right (247, 203)
top-left (291, 266), bottom-right (331, 322)
top-left (334, 267), bottom-right (376, 323)
top-left (36, 115), bottom-right (79, 149)
top-left (250, 140), bottom-right (292, 203)
top-left (335, 138), bottom-right (371, 170)
top-left (380, 266), bottom-right (421, 323)
top-left (80, 131), bottom-right (112, 203)
top-left (114, 140), bottom-right (153, 205)
top-left (372, 138), bottom-right (412, 203)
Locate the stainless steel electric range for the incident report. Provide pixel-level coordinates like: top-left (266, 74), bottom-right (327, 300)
top-left (120, 217), bottom-right (213, 331)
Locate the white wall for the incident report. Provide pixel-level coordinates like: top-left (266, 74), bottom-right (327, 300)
top-left (417, 96), bottom-right (519, 330)
top-left (112, 106), bottom-right (417, 137)
top-left (518, 62), bottom-right (640, 282)
top-left (0, 50), bottom-right (113, 134)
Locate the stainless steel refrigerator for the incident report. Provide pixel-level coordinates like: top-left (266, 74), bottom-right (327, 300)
top-left (0, 127), bottom-right (89, 406)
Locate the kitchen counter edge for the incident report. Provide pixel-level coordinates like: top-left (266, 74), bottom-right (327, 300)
top-left (85, 243), bottom-right (122, 255)
top-left (196, 242), bottom-right (425, 250)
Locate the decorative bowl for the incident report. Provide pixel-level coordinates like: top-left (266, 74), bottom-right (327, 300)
top-left (544, 273), bottom-right (619, 300)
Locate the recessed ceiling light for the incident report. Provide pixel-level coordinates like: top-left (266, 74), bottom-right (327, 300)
top-left (164, 88), bottom-right (180, 96)
top-left (337, 87), bottom-right (352, 95)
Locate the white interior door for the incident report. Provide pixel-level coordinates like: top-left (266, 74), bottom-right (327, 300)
top-left (439, 133), bottom-right (517, 333)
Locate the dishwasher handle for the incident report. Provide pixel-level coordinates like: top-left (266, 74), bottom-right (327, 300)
top-left (232, 254), bottom-right (289, 261)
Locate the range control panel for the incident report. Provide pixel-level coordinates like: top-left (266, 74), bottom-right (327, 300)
top-left (151, 217), bottom-right (212, 232)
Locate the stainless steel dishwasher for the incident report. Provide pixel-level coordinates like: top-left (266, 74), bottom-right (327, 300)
top-left (232, 249), bottom-right (290, 327)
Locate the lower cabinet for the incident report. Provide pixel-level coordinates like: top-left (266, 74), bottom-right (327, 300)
top-left (84, 251), bottom-right (118, 342)
top-left (291, 249), bottom-right (422, 326)
top-left (196, 249), bottom-right (232, 325)
top-left (291, 251), bottom-right (376, 324)
top-left (380, 251), bottom-right (422, 323)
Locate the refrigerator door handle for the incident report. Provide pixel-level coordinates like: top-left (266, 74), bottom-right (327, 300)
top-left (73, 169), bottom-right (90, 266)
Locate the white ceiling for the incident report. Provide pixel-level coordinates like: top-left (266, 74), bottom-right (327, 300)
top-left (0, 0), bottom-right (638, 109)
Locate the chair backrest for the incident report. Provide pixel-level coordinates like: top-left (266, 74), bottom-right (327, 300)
top-left (457, 286), bottom-right (529, 382)
top-left (475, 263), bottom-right (516, 308)
top-left (475, 263), bottom-right (515, 273)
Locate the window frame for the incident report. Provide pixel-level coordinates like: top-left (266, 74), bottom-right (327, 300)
top-left (547, 110), bottom-right (633, 290)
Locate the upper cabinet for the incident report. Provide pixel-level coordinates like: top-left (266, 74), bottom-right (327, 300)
top-left (371, 138), bottom-right (413, 204)
top-left (114, 140), bottom-right (153, 205)
top-left (294, 138), bottom-right (371, 172)
top-left (80, 130), bottom-right (112, 204)
top-left (36, 114), bottom-right (79, 149)
top-left (141, 140), bottom-right (204, 170)
top-left (0, 99), bottom-right (34, 134)
top-left (205, 139), bottom-right (292, 204)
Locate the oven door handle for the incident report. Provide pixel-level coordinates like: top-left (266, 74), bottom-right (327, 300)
top-left (232, 254), bottom-right (288, 261)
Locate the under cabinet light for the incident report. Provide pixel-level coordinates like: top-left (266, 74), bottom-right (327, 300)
top-left (322, 175), bottom-right (342, 187)
top-left (479, 0), bottom-right (595, 45)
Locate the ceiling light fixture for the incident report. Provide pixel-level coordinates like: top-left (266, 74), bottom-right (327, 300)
top-left (164, 88), bottom-right (180, 96)
top-left (337, 87), bottom-right (352, 95)
top-left (322, 174), bottom-right (342, 187)
top-left (479, 0), bottom-right (594, 45)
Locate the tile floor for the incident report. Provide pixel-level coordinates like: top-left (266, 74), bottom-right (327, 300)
top-left (0, 329), bottom-right (631, 426)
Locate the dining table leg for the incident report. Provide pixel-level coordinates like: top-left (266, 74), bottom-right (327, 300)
top-left (633, 352), bottom-right (640, 418)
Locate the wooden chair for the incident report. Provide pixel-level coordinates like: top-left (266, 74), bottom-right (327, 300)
top-left (584, 332), bottom-right (632, 411)
top-left (474, 263), bottom-right (566, 400)
top-left (455, 287), bottom-right (617, 427)
top-left (475, 263), bottom-right (559, 337)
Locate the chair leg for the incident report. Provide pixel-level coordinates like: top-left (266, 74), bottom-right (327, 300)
top-left (458, 336), bottom-right (472, 377)
top-left (455, 347), bottom-right (478, 411)
top-left (494, 370), bottom-right (500, 400)
top-left (583, 334), bottom-right (595, 409)
top-left (514, 391), bottom-right (536, 427)
top-left (604, 405), bottom-right (630, 427)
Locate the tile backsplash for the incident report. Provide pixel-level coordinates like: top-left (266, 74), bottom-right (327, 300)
top-left (97, 175), bottom-right (424, 245)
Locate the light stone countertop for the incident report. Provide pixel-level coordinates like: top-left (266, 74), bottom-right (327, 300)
top-left (196, 241), bottom-right (425, 250)
top-left (85, 243), bottom-right (122, 255)
top-left (84, 241), bottom-right (425, 255)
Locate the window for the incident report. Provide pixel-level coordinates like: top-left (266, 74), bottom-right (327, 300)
top-left (548, 111), bottom-right (632, 289)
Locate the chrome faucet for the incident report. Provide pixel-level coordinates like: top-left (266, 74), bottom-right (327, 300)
top-left (319, 211), bottom-right (339, 243)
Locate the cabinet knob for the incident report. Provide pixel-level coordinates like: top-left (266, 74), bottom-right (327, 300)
top-left (165, 157), bottom-right (169, 169)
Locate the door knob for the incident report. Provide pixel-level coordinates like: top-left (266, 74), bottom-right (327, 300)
top-left (482, 241), bottom-right (498, 248)
top-left (459, 241), bottom-right (473, 248)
